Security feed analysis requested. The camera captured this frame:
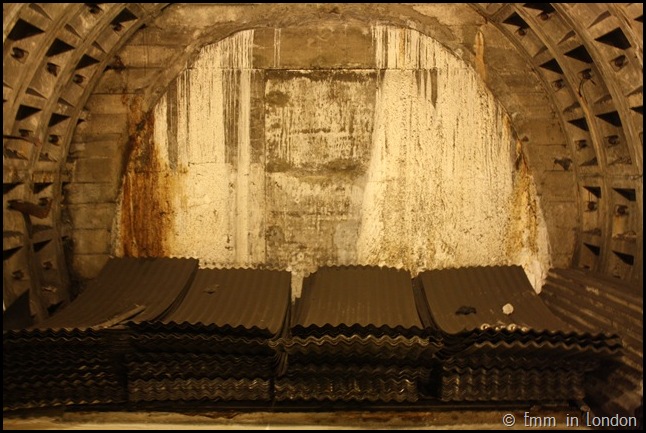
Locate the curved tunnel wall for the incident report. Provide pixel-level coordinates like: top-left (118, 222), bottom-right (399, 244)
top-left (2, 4), bottom-right (643, 319)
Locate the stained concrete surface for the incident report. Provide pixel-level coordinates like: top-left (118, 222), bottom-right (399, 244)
top-left (2, 408), bottom-right (593, 430)
top-left (114, 24), bottom-right (552, 298)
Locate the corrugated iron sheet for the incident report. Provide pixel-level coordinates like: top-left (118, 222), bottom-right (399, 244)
top-left (4, 381), bottom-right (127, 410)
top-left (283, 364), bottom-right (430, 379)
top-left (123, 268), bottom-right (288, 404)
top-left (159, 268), bottom-right (291, 337)
top-left (270, 334), bottom-right (438, 360)
top-left (276, 266), bottom-right (435, 403)
top-left (539, 268), bottom-right (642, 419)
top-left (6, 261), bottom-right (632, 409)
top-left (458, 339), bottom-right (621, 360)
top-left (292, 266), bottom-right (424, 336)
top-left (130, 332), bottom-right (274, 355)
top-left (274, 377), bottom-right (420, 402)
top-left (437, 366), bottom-right (585, 402)
top-left (125, 353), bottom-right (275, 380)
top-left (415, 265), bottom-right (623, 404)
top-left (3, 327), bottom-right (131, 410)
top-left (29, 257), bottom-right (198, 331)
top-left (4, 258), bottom-right (198, 410)
top-left (416, 265), bottom-right (577, 335)
top-left (440, 353), bottom-right (599, 371)
top-left (128, 378), bottom-right (272, 402)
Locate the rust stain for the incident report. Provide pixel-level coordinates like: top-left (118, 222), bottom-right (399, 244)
top-left (118, 95), bottom-right (173, 257)
top-left (506, 142), bottom-right (540, 257)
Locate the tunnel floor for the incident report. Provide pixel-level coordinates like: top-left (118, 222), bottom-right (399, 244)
top-left (3, 406), bottom-right (596, 430)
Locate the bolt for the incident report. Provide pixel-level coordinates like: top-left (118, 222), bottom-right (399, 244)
top-left (73, 74), bottom-right (84, 84)
top-left (517, 27), bottom-right (527, 36)
top-left (587, 201), bottom-right (597, 211)
top-left (539, 12), bottom-right (550, 21)
top-left (48, 135), bottom-right (60, 144)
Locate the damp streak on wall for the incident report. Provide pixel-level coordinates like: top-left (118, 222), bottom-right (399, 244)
top-left (114, 24), bottom-right (552, 295)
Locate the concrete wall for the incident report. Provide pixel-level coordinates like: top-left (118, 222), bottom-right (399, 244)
top-left (114, 24), bottom-right (551, 295)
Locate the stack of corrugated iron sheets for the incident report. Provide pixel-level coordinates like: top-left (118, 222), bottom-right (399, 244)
top-left (3, 257), bottom-right (198, 410)
top-left (3, 328), bottom-right (128, 410)
top-left (540, 268), bottom-right (642, 419)
top-left (271, 266), bottom-right (442, 403)
top-left (5, 260), bottom-right (628, 410)
top-left (415, 265), bottom-right (622, 402)
top-left (127, 268), bottom-right (291, 404)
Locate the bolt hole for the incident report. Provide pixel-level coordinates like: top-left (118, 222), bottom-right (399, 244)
top-left (615, 205), bottom-right (628, 216)
top-left (613, 55), bottom-right (627, 69)
top-left (12, 47), bottom-right (26, 60)
top-left (86, 3), bottom-right (102, 14)
top-left (46, 62), bottom-right (59, 76)
top-left (580, 69), bottom-right (593, 80)
top-left (606, 135), bottom-right (620, 146)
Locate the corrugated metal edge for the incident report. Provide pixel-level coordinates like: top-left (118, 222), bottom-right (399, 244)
top-left (158, 268), bottom-right (291, 337)
top-left (24, 257), bottom-right (199, 331)
top-left (417, 265), bottom-right (597, 335)
top-left (294, 266), bottom-right (424, 332)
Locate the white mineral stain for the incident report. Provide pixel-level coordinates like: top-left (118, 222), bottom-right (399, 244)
top-left (151, 30), bottom-right (259, 264)
top-left (119, 25), bottom-right (551, 295)
top-left (358, 26), bottom-right (550, 290)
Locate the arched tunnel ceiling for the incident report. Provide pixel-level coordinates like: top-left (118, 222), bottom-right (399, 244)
top-left (2, 3), bottom-right (643, 319)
